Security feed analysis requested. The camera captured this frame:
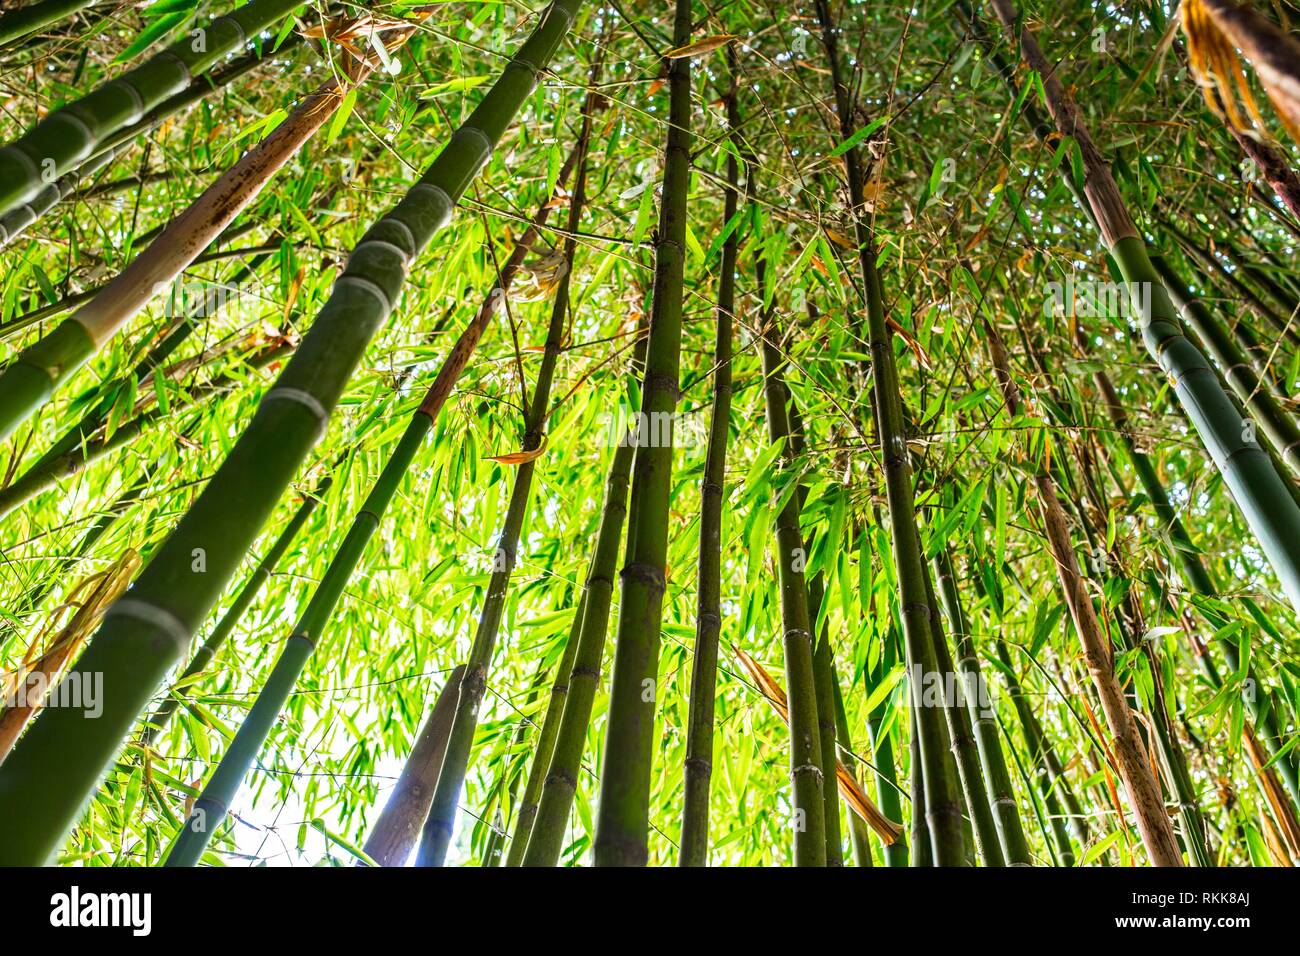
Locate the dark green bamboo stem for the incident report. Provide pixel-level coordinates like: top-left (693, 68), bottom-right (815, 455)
top-left (932, 546), bottom-right (1031, 865)
top-left (0, 0), bottom-right (98, 49)
top-left (0, 0), bottom-right (586, 865)
top-left (139, 475), bottom-right (332, 747)
top-left (503, 593), bottom-right (586, 866)
top-left (756, 298), bottom-right (827, 866)
top-left (811, 580), bottom-right (843, 866)
top-left (678, 56), bottom-right (739, 869)
top-left (920, 547), bottom-right (1003, 866)
top-left (0, 0), bottom-right (302, 218)
top-left (417, 49), bottom-right (600, 867)
top-left (592, 0), bottom-right (692, 869)
top-left (908, 707), bottom-right (931, 867)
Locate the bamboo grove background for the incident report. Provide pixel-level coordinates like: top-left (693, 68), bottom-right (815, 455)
top-left (0, 0), bottom-right (1298, 867)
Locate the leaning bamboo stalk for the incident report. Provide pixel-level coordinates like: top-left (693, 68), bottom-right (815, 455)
top-left (0, 0), bottom-right (99, 49)
top-left (978, 299), bottom-right (1182, 866)
top-left (678, 57), bottom-right (740, 868)
top-left (360, 666), bottom-right (465, 867)
top-left (932, 546), bottom-right (1032, 865)
top-left (503, 595), bottom-right (587, 865)
top-left (416, 55), bottom-right (601, 868)
top-left (592, 0), bottom-right (692, 868)
top-left (756, 289), bottom-right (827, 866)
top-left (0, 0), bottom-right (586, 866)
top-left (988, 0), bottom-right (1300, 618)
top-left (0, 0), bottom-right (303, 217)
top-left (0, 29), bottom-right (397, 445)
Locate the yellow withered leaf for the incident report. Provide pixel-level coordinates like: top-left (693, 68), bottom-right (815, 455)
top-left (663, 34), bottom-right (738, 60)
top-left (485, 435), bottom-right (549, 466)
top-left (731, 645), bottom-right (903, 844)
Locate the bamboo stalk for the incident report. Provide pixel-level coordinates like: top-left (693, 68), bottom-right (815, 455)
top-left (360, 666), bottom-right (464, 867)
top-left (416, 50), bottom-right (601, 867)
top-left (0, 0), bottom-right (303, 218)
top-left (756, 282), bottom-right (827, 866)
top-left (0, 0), bottom-right (99, 49)
top-left (0, 0), bottom-right (587, 866)
top-left (0, 46), bottom-right (384, 444)
top-left (678, 56), bottom-right (739, 867)
top-left (592, 0), bottom-right (692, 868)
top-left (932, 546), bottom-right (1032, 864)
top-left (503, 595), bottom-right (587, 865)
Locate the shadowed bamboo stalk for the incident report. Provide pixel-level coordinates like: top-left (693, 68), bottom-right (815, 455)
top-left (502, 595), bottom-right (587, 865)
top-left (978, 297), bottom-right (1180, 864)
top-left (416, 49), bottom-right (602, 867)
top-left (932, 546), bottom-right (1031, 865)
top-left (813, 0), bottom-right (964, 865)
top-left (592, 0), bottom-right (692, 868)
top-left (830, 665), bottom-right (873, 865)
top-left (987, 0), bottom-right (1300, 619)
top-left (678, 56), bottom-right (739, 867)
top-left (756, 279), bottom-right (827, 866)
top-left (0, 0), bottom-right (304, 217)
top-left (865, 629), bottom-right (909, 866)
top-left (0, 0), bottom-right (587, 866)
top-left (0, 28), bottom-right (400, 445)
top-left (360, 666), bottom-right (465, 867)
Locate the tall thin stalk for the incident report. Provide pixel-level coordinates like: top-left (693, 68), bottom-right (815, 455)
top-left (592, 0), bottom-right (692, 868)
top-left (678, 54), bottom-right (739, 868)
top-left (416, 50), bottom-right (601, 867)
top-left (0, 1), bottom-right (587, 865)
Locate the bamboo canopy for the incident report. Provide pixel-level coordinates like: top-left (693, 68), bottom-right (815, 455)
top-left (0, 0), bottom-right (1299, 870)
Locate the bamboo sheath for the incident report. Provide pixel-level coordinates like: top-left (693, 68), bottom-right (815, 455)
top-left (361, 666), bottom-right (465, 867)
top-left (0, 69), bottom-right (357, 445)
top-left (0, 0), bottom-right (302, 218)
top-left (592, 0), bottom-right (692, 868)
top-left (0, 0), bottom-right (585, 866)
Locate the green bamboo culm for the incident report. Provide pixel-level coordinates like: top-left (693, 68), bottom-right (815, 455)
top-left (502, 593), bottom-right (587, 865)
top-left (518, 329), bottom-right (643, 867)
top-left (0, 0), bottom-right (302, 220)
top-left (865, 631), bottom-right (909, 866)
top-left (163, 419), bottom-right (431, 867)
top-left (0, 0), bottom-right (586, 867)
top-left (932, 546), bottom-right (1032, 865)
top-left (591, 0), bottom-right (693, 869)
top-left (0, 0), bottom-right (98, 49)
top-left (678, 53), bottom-right (739, 869)
top-left (415, 52), bottom-right (599, 867)
top-left (139, 476), bottom-right (331, 747)
top-left (755, 275), bottom-right (827, 866)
